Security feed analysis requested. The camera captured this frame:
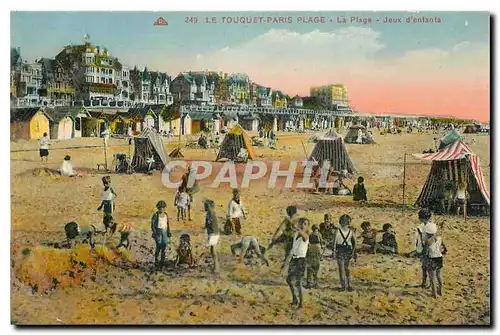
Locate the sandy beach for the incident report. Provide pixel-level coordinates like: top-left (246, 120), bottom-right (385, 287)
top-left (10, 130), bottom-right (490, 325)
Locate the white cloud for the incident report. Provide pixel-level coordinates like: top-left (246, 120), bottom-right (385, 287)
top-left (196, 27), bottom-right (384, 75)
top-left (189, 27), bottom-right (488, 96)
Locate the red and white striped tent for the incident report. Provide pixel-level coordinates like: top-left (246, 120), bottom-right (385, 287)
top-left (413, 139), bottom-right (490, 210)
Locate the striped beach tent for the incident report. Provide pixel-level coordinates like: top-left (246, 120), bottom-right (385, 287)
top-left (413, 139), bottom-right (490, 212)
top-left (308, 134), bottom-right (356, 174)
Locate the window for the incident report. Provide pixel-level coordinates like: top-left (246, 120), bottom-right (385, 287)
top-left (109, 69), bottom-right (113, 75)
top-left (101, 77), bottom-right (105, 83)
top-left (108, 78), bottom-right (113, 84)
top-left (116, 80), bottom-right (120, 87)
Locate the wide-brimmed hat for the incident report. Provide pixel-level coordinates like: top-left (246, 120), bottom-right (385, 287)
top-left (424, 223), bottom-right (438, 235)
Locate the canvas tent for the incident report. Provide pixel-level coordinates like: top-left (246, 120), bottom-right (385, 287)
top-left (308, 134), bottom-right (356, 174)
top-left (216, 124), bottom-right (255, 162)
top-left (131, 127), bottom-right (168, 172)
top-left (344, 124), bottom-right (376, 144)
top-left (463, 125), bottom-right (477, 134)
top-left (413, 139), bottom-right (490, 215)
top-left (438, 130), bottom-right (464, 150)
top-left (325, 128), bottom-right (339, 138)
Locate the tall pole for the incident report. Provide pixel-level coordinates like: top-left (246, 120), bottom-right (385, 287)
top-left (464, 158), bottom-right (468, 221)
top-left (103, 136), bottom-right (108, 171)
top-left (402, 153), bottom-right (407, 212)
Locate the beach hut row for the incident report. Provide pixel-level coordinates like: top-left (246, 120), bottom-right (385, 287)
top-left (10, 104), bottom-right (235, 141)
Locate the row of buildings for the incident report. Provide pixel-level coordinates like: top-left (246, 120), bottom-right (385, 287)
top-left (10, 37), bottom-right (351, 112)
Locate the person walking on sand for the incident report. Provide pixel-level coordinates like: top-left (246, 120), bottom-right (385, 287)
top-left (204, 199), bottom-right (220, 273)
top-left (227, 189), bottom-right (246, 235)
top-left (333, 214), bottom-right (357, 291)
top-left (424, 222), bottom-right (447, 298)
top-left (151, 200), bottom-right (171, 270)
top-left (39, 132), bottom-right (50, 162)
top-left (286, 217), bottom-right (310, 309)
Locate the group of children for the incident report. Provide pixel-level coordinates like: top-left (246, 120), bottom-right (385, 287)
top-left (60, 173), bottom-right (446, 308)
top-left (358, 221), bottom-right (399, 254)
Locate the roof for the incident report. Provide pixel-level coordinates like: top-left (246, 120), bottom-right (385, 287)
top-left (38, 58), bottom-right (55, 74)
top-left (414, 140), bottom-right (474, 161)
top-left (11, 48), bottom-right (22, 67)
top-left (257, 87), bottom-right (272, 96)
top-left (11, 108), bottom-right (52, 122)
top-left (188, 112), bottom-right (217, 121)
top-left (44, 107), bottom-right (76, 122)
top-left (439, 130), bottom-right (464, 149)
top-left (142, 67), bottom-right (150, 80)
top-left (128, 107), bottom-right (152, 119)
top-left (189, 72), bottom-right (208, 86)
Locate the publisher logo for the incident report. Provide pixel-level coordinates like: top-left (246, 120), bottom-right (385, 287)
top-left (154, 17), bottom-right (168, 26)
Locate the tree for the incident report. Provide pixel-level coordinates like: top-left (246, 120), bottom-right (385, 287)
top-left (215, 76), bottom-right (229, 103)
top-left (130, 66), bottom-right (142, 102)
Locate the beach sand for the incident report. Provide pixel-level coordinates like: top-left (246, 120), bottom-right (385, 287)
top-left (10, 130), bottom-right (490, 325)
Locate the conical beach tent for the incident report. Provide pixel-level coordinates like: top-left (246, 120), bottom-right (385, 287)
top-left (344, 124), bottom-right (376, 144)
top-left (132, 128), bottom-right (168, 172)
top-left (216, 124), bottom-right (255, 162)
top-left (308, 135), bottom-right (356, 174)
top-left (325, 128), bottom-right (339, 138)
top-left (438, 130), bottom-right (464, 149)
top-left (463, 125), bottom-right (477, 134)
top-left (413, 139), bottom-right (490, 215)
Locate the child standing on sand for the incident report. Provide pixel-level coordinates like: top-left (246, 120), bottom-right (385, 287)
top-left (286, 217), bottom-right (310, 309)
top-left (174, 186), bottom-right (190, 221)
top-left (415, 208), bottom-right (434, 288)
top-left (151, 200), bottom-right (171, 270)
top-left (333, 214), bottom-right (357, 291)
top-left (305, 224), bottom-right (323, 289)
top-left (424, 222), bottom-right (447, 297)
top-left (97, 176), bottom-right (117, 230)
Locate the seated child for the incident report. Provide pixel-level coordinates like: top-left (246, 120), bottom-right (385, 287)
top-left (59, 155), bottom-right (77, 177)
top-left (377, 223), bottom-right (398, 254)
top-left (353, 176), bottom-right (368, 201)
top-left (175, 233), bottom-right (195, 267)
top-left (358, 221), bottom-right (377, 254)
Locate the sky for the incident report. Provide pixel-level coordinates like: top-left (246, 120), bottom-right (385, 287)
top-left (11, 11), bottom-right (490, 121)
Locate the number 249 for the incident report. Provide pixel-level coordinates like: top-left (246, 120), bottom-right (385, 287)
top-left (185, 17), bottom-right (198, 24)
